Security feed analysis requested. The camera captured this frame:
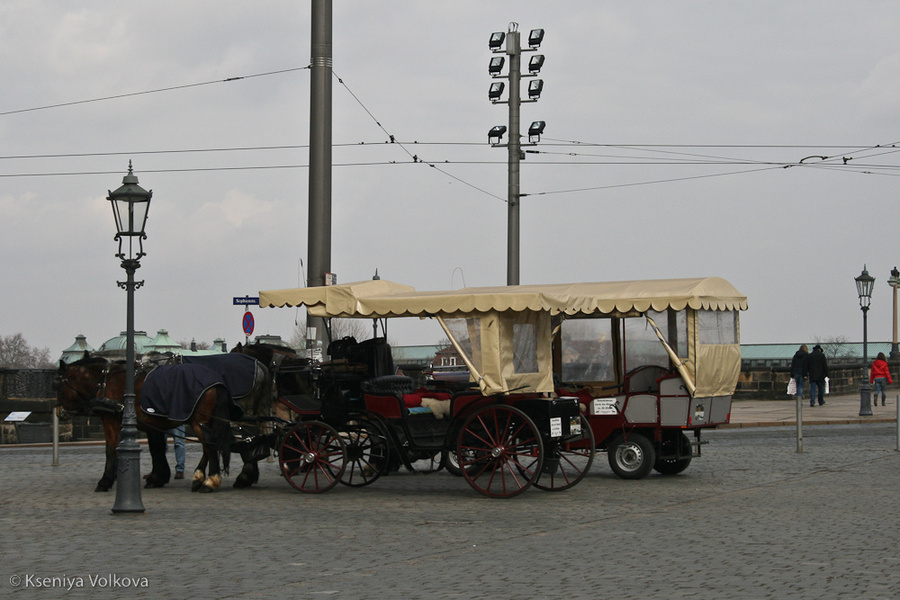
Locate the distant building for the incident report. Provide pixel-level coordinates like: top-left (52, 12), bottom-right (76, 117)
top-left (59, 334), bottom-right (95, 364)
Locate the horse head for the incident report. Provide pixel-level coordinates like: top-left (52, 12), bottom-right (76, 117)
top-left (54, 354), bottom-right (123, 417)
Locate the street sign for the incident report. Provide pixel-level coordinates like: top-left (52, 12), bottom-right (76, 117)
top-left (242, 312), bottom-right (255, 337)
top-left (233, 296), bottom-right (259, 306)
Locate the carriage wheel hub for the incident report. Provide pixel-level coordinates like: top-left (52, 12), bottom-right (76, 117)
top-left (491, 447), bottom-right (503, 458)
top-left (304, 452), bottom-right (317, 464)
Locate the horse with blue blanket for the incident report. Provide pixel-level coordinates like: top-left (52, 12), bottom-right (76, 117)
top-left (55, 352), bottom-right (270, 493)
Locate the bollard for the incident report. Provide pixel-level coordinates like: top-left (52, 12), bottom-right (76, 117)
top-left (51, 406), bottom-right (59, 467)
top-left (795, 394), bottom-right (803, 453)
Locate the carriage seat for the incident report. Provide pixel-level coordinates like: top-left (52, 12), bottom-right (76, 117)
top-left (362, 377), bottom-right (452, 420)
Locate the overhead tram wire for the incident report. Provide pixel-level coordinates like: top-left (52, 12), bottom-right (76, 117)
top-left (332, 70), bottom-right (505, 203)
top-left (0, 67), bottom-right (310, 117)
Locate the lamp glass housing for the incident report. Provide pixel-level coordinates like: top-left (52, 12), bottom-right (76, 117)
top-left (528, 28), bottom-right (544, 47)
top-left (528, 79), bottom-right (543, 98)
top-left (489, 81), bottom-right (505, 100)
top-left (489, 56), bottom-right (505, 75)
top-left (528, 54), bottom-right (545, 74)
top-left (528, 121), bottom-right (546, 136)
top-left (108, 164), bottom-right (152, 259)
top-left (489, 32), bottom-right (505, 49)
top-left (856, 267), bottom-right (875, 308)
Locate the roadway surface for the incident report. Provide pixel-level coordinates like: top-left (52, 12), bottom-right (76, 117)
top-left (2, 395), bottom-right (899, 599)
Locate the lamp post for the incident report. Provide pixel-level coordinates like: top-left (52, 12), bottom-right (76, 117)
top-left (889, 267), bottom-right (900, 359)
top-left (108, 161), bottom-right (151, 514)
top-left (855, 266), bottom-right (875, 417)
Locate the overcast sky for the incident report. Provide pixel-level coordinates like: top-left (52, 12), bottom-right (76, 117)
top-left (3, 1), bottom-right (900, 357)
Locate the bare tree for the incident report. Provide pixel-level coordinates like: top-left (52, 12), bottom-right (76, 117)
top-left (330, 318), bottom-right (371, 342)
top-left (814, 335), bottom-right (855, 363)
top-left (0, 333), bottom-right (53, 368)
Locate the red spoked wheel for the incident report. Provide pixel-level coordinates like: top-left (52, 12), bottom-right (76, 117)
top-left (279, 421), bottom-right (346, 493)
top-left (531, 414), bottom-right (595, 491)
top-left (457, 404), bottom-right (543, 498)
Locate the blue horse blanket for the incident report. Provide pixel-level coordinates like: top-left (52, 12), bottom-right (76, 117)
top-left (141, 363), bottom-right (243, 423)
top-left (182, 353), bottom-right (260, 399)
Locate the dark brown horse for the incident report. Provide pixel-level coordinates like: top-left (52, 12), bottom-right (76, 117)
top-left (55, 355), bottom-right (235, 493)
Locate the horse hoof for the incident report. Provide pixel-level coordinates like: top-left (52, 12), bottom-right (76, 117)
top-left (233, 476), bottom-right (251, 489)
top-left (94, 485), bottom-right (110, 492)
top-left (198, 485), bottom-right (215, 494)
top-left (191, 480), bottom-right (203, 492)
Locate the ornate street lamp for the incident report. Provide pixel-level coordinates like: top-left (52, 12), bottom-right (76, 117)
top-left (889, 267), bottom-right (900, 359)
top-left (108, 161), bottom-right (151, 513)
top-left (855, 266), bottom-right (875, 417)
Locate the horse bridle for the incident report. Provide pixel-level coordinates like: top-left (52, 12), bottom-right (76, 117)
top-left (54, 359), bottom-right (117, 416)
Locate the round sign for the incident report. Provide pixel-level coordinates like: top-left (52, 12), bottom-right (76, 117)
top-left (242, 311), bottom-right (255, 336)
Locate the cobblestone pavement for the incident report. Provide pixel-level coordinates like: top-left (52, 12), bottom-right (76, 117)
top-left (2, 423), bottom-right (899, 600)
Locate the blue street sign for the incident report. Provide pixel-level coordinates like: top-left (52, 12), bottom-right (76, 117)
top-left (233, 296), bottom-right (259, 306)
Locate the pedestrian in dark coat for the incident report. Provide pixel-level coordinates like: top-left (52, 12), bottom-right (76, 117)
top-left (790, 344), bottom-right (809, 398)
top-left (806, 344), bottom-right (829, 407)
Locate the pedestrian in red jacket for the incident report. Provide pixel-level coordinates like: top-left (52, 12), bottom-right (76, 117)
top-left (870, 352), bottom-right (893, 406)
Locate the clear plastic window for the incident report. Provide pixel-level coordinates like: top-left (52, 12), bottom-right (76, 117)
top-left (512, 323), bottom-right (538, 374)
top-left (444, 318), bottom-right (481, 372)
top-left (560, 319), bottom-right (615, 383)
top-left (624, 316), bottom-right (670, 369)
top-left (698, 310), bottom-right (738, 344)
top-left (647, 309), bottom-right (687, 357)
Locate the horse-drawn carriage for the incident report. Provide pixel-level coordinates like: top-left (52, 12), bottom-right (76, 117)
top-left (56, 276), bottom-right (745, 499)
top-left (258, 276), bottom-right (747, 494)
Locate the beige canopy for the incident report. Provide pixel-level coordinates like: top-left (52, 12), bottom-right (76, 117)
top-left (260, 277), bottom-right (747, 398)
top-left (259, 277), bottom-right (747, 318)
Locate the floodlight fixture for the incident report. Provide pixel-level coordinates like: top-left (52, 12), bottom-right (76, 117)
top-left (489, 31), bottom-right (505, 50)
top-left (527, 79), bottom-right (543, 99)
top-left (489, 81), bottom-right (505, 101)
top-left (527, 121), bottom-right (546, 142)
top-left (528, 54), bottom-right (545, 74)
top-left (488, 125), bottom-right (507, 145)
top-left (489, 56), bottom-right (505, 76)
top-left (528, 28), bottom-right (544, 48)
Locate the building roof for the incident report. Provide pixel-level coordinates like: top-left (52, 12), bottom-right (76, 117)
top-left (59, 334), bottom-right (95, 364)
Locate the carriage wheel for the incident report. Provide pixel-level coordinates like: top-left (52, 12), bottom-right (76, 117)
top-left (607, 432), bottom-right (655, 480)
top-left (339, 416), bottom-right (390, 487)
top-left (457, 404), bottom-right (543, 498)
top-left (279, 421), bottom-right (346, 493)
top-left (653, 431), bottom-right (693, 475)
top-left (531, 414), bottom-right (595, 491)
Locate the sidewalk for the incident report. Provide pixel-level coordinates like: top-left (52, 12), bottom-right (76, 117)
top-left (726, 392), bottom-right (900, 428)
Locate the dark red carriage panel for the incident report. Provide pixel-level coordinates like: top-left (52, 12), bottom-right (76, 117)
top-left (364, 393), bottom-right (405, 420)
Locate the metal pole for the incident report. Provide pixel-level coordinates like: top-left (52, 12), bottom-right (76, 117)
top-left (892, 282), bottom-right (899, 358)
top-left (506, 28), bottom-right (521, 286)
top-left (795, 394), bottom-right (803, 453)
top-left (51, 405), bottom-right (59, 466)
top-left (112, 259), bottom-right (145, 513)
top-left (896, 394), bottom-right (899, 452)
top-left (308, 0), bottom-right (333, 355)
top-left (860, 306), bottom-right (873, 416)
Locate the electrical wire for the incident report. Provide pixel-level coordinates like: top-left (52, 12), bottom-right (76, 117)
top-left (0, 67), bottom-right (309, 117)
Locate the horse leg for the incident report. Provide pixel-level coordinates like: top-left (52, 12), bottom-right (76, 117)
top-left (233, 459), bottom-right (260, 489)
top-left (197, 436), bottom-right (222, 494)
top-left (198, 388), bottom-right (234, 493)
top-left (143, 430), bottom-right (171, 488)
top-left (96, 417), bottom-right (120, 492)
top-left (191, 453), bottom-right (209, 493)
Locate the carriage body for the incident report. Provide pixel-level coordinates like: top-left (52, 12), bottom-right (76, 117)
top-left (260, 277), bottom-right (746, 496)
